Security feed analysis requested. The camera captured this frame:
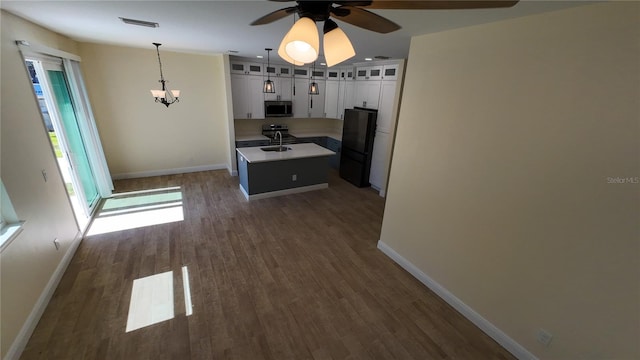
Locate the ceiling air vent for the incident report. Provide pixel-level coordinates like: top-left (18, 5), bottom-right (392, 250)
top-left (119, 17), bottom-right (159, 28)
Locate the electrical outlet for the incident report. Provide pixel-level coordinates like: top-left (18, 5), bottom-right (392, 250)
top-left (536, 328), bottom-right (553, 347)
top-left (292, 174), bottom-right (297, 181)
top-left (53, 238), bottom-right (60, 250)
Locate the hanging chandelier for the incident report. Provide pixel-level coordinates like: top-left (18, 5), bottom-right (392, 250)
top-left (150, 43), bottom-right (180, 107)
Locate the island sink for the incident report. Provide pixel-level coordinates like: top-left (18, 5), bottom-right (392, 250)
top-left (261, 146), bottom-right (291, 152)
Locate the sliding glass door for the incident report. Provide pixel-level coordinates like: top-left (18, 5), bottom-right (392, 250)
top-left (31, 58), bottom-right (100, 218)
top-left (47, 67), bottom-right (100, 212)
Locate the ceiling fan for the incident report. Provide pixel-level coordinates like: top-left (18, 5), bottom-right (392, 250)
top-left (251, 1), bottom-right (520, 34)
top-left (251, 0), bottom-right (519, 67)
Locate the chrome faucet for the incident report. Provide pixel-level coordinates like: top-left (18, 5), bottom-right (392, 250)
top-left (275, 131), bottom-right (282, 148)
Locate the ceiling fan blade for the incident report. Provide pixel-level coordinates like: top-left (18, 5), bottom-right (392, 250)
top-left (331, 6), bottom-right (400, 34)
top-left (365, 1), bottom-right (518, 10)
top-left (251, 6), bottom-right (297, 25)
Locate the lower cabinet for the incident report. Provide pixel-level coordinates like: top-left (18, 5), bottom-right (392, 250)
top-left (236, 140), bottom-right (270, 148)
top-left (326, 137), bottom-right (341, 170)
top-left (296, 136), bottom-right (341, 170)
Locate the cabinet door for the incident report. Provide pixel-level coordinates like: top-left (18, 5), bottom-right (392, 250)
top-left (382, 64), bottom-right (400, 81)
top-left (247, 75), bottom-right (265, 118)
top-left (324, 80), bottom-right (340, 119)
top-left (368, 66), bottom-right (383, 81)
top-left (263, 76), bottom-right (293, 101)
top-left (326, 69), bottom-right (340, 80)
top-left (369, 130), bottom-right (389, 191)
top-left (376, 81), bottom-right (397, 133)
top-left (246, 62), bottom-right (263, 76)
top-left (278, 77), bottom-right (293, 101)
top-left (327, 138), bottom-right (341, 169)
top-left (231, 61), bottom-right (263, 75)
top-left (309, 79), bottom-right (326, 118)
top-left (231, 73), bottom-right (249, 118)
top-left (281, 66), bottom-right (292, 77)
top-left (293, 78), bottom-right (309, 118)
top-left (293, 67), bottom-right (309, 78)
top-left (342, 80), bottom-right (356, 116)
top-left (230, 62), bottom-right (247, 75)
top-left (340, 66), bottom-right (355, 80)
top-left (355, 65), bottom-right (383, 80)
top-left (354, 80), bottom-right (381, 109)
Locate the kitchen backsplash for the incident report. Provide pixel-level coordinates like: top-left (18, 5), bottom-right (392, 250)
top-left (234, 117), bottom-right (342, 136)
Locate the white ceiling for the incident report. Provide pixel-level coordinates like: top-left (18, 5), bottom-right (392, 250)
top-left (1, 1), bottom-right (588, 64)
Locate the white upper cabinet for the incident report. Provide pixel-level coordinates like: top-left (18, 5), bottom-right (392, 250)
top-left (230, 61), bottom-right (264, 75)
top-left (355, 65), bottom-right (383, 80)
top-left (324, 79), bottom-right (340, 119)
top-left (264, 76), bottom-right (292, 101)
top-left (326, 69), bottom-right (340, 80)
top-left (342, 79), bottom-right (356, 115)
top-left (341, 67), bottom-right (355, 80)
top-left (354, 80), bottom-right (381, 109)
top-left (266, 64), bottom-right (292, 77)
top-left (381, 63), bottom-right (400, 81)
top-left (293, 67), bottom-right (310, 78)
top-left (376, 81), bottom-right (397, 133)
top-left (292, 77), bottom-right (309, 118)
top-left (231, 73), bottom-right (265, 119)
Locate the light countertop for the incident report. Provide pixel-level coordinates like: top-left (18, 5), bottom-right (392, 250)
top-left (236, 143), bottom-right (335, 163)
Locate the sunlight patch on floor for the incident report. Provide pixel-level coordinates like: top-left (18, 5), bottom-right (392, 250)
top-left (87, 186), bottom-right (184, 236)
top-left (126, 271), bottom-right (174, 332)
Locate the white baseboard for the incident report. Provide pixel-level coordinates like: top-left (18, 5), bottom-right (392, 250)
top-left (227, 166), bottom-right (238, 177)
top-left (112, 164), bottom-right (227, 180)
top-left (239, 183), bottom-right (328, 201)
top-left (376, 240), bottom-right (537, 360)
top-left (4, 232), bottom-right (83, 360)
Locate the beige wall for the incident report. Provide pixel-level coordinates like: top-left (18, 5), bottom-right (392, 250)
top-left (0, 10), bottom-right (81, 357)
top-left (380, 2), bottom-right (639, 359)
top-left (78, 43), bottom-right (232, 178)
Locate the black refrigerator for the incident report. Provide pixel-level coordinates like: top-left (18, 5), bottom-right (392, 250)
top-left (339, 108), bottom-right (377, 187)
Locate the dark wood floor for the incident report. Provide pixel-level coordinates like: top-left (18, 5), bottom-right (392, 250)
top-left (21, 170), bottom-right (514, 360)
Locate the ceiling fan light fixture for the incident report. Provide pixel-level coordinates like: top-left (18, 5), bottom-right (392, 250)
top-left (278, 37), bottom-right (304, 66)
top-left (282, 17), bottom-right (319, 64)
top-left (323, 19), bottom-right (355, 67)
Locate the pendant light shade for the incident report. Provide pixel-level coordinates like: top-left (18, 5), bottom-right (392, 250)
top-left (263, 79), bottom-right (275, 93)
top-left (281, 17), bottom-right (319, 64)
top-left (323, 19), bottom-right (355, 67)
top-left (263, 48), bottom-right (276, 93)
top-left (308, 81), bottom-right (319, 95)
top-left (309, 61), bottom-right (319, 95)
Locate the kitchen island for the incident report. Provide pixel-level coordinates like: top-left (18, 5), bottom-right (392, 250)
top-left (236, 143), bottom-right (335, 200)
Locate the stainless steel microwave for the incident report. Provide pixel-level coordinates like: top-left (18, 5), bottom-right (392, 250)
top-left (264, 101), bottom-right (293, 117)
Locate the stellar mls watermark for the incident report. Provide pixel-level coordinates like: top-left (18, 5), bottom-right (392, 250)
top-left (606, 176), bottom-right (639, 184)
